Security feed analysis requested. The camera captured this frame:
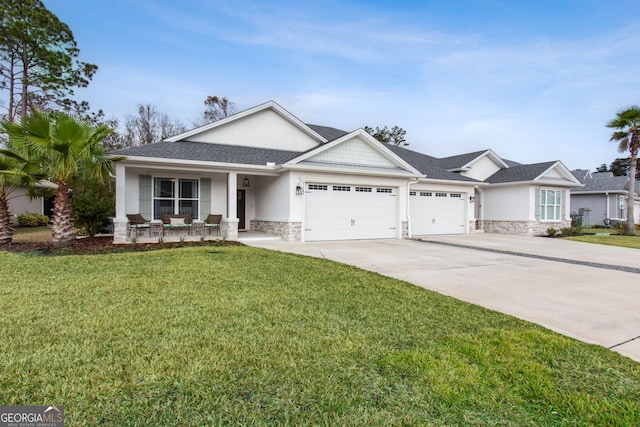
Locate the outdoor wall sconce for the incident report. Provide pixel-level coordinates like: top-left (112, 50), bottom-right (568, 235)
top-left (469, 196), bottom-right (476, 202)
top-left (295, 184), bottom-right (304, 195)
top-left (242, 176), bottom-right (250, 188)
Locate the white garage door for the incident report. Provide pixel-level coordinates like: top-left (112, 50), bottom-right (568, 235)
top-left (305, 184), bottom-right (398, 241)
top-left (410, 191), bottom-right (466, 235)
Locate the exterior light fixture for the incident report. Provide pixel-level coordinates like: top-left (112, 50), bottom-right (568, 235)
top-left (242, 176), bottom-right (250, 188)
top-left (469, 195), bottom-right (476, 202)
top-left (296, 184), bottom-right (304, 195)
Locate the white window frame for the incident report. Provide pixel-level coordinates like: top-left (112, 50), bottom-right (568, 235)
top-left (152, 177), bottom-right (200, 220)
top-left (540, 189), bottom-right (562, 221)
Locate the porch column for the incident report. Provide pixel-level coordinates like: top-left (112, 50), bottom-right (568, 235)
top-left (113, 162), bottom-right (128, 243)
top-left (223, 172), bottom-right (239, 240)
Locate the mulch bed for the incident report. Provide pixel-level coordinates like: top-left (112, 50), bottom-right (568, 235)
top-left (1, 236), bottom-right (242, 255)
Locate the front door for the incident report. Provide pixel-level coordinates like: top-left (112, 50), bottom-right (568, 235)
top-left (237, 189), bottom-right (246, 230)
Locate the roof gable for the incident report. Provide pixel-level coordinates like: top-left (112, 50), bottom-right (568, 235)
top-left (166, 101), bottom-right (325, 152)
top-left (487, 161), bottom-right (581, 186)
top-left (287, 130), bottom-right (421, 175)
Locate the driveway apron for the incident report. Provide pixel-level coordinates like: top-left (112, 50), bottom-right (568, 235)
top-left (245, 235), bottom-right (640, 363)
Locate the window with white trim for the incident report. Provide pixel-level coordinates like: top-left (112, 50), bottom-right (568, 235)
top-left (377, 188), bottom-right (392, 193)
top-left (153, 178), bottom-right (199, 220)
top-left (619, 195), bottom-right (626, 218)
top-left (540, 189), bottom-right (562, 221)
top-left (355, 187), bottom-right (372, 192)
top-left (333, 185), bottom-right (351, 191)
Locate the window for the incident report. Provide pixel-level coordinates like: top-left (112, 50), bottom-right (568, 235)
top-left (619, 195), bottom-right (626, 218)
top-left (308, 184), bottom-right (327, 190)
top-left (420, 192), bottom-right (432, 197)
top-left (409, 191), bottom-right (417, 196)
top-left (435, 192), bottom-right (447, 197)
top-left (540, 189), bottom-right (562, 221)
top-left (450, 193), bottom-right (462, 198)
top-left (377, 188), bottom-right (392, 193)
top-left (333, 185), bottom-right (351, 191)
top-left (153, 178), bottom-right (199, 220)
top-left (355, 187), bottom-right (372, 192)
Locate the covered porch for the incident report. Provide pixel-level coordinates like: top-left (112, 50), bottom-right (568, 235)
top-left (112, 160), bottom-right (282, 244)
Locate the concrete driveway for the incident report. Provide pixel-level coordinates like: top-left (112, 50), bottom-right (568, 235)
top-left (245, 234), bottom-right (640, 362)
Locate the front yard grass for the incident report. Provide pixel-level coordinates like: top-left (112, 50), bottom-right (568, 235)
top-left (1, 246), bottom-right (639, 426)
top-left (566, 234), bottom-right (640, 249)
top-left (13, 226), bottom-right (52, 242)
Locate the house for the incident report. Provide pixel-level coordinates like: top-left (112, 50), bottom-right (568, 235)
top-left (570, 170), bottom-right (640, 226)
top-left (110, 101), bottom-right (580, 243)
top-left (8, 184), bottom-right (55, 224)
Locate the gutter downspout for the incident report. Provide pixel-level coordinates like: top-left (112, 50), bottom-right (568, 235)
top-left (474, 185), bottom-right (484, 232)
top-left (406, 178), bottom-right (420, 239)
top-left (605, 192), bottom-right (609, 222)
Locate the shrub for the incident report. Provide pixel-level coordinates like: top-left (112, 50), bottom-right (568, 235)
top-left (546, 228), bottom-right (558, 237)
top-left (71, 181), bottom-right (115, 236)
top-left (16, 212), bottom-right (49, 227)
top-left (570, 214), bottom-right (583, 228)
top-left (562, 226), bottom-right (582, 236)
top-left (613, 221), bottom-right (626, 235)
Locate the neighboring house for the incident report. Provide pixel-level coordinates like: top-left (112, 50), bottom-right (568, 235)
top-left (8, 183), bottom-right (56, 224)
top-left (570, 170), bottom-right (640, 226)
top-left (110, 101), bottom-right (580, 243)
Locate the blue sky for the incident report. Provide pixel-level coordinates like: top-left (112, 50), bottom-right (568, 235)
top-left (41, 0), bottom-right (640, 170)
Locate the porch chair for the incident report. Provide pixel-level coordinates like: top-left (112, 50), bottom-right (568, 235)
top-left (204, 214), bottom-right (222, 236)
top-left (127, 214), bottom-right (150, 238)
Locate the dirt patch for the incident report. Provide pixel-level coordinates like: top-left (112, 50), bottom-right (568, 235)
top-left (1, 235), bottom-right (242, 255)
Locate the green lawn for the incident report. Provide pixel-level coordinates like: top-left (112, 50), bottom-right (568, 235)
top-left (566, 234), bottom-right (640, 249)
top-left (1, 246), bottom-right (639, 426)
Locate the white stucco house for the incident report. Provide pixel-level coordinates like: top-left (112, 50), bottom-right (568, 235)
top-left (110, 101), bottom-right (581, 243)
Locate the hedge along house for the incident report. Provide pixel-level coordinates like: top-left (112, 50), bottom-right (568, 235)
top-left (110, 101), bottom-right (581, 243)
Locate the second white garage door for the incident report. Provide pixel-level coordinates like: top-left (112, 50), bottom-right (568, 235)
top-left (410, 191), bottom-right (466, 235)
top-left (305, 184), bottom-right (398, 241)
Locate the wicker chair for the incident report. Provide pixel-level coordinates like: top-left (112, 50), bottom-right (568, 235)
top-left (204, 214), bottom-right (222, 236)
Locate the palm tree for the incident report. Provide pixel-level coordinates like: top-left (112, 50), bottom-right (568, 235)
top-left (607, 106), bottom-right (640, 236)
top-left (3, 111), bottom-right (116, 247)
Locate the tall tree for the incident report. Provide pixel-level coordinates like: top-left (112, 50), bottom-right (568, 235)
top-left (3, 111), bottom-right (118, 247)
top-left (600, 157), bottom-right (640, 180)
top-left (364, 125), bottom-right (408, 147)
top-left (0, 0), bottom-right (97, 122)
top-left (123, 103), bottom-right (186, 147)
top-left (606, 106), bottom-right (640, 236)
top-left (193, 95), bottom-right (236, 126)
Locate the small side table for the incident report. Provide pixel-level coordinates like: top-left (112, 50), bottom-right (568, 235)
top-left (191, 220), bottom-right (204, 237)
top-left (149, 220), bottom-right (164, 238)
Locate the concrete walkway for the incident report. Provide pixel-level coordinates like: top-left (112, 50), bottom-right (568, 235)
top-left (245, 234), bottom-right (640, 362)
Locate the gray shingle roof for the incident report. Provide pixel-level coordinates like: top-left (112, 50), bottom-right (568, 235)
top-left (572, 175), bottom-right (639, 194)
top-left (110, 123), bottom-right (564, 186)
top-left (384, 144), bottom-right (480, 182)
top-left (306, 124), bottom-right (349, 141)
top-left (437, 150), bottom-right (492, 170)
top-left (111, 141), bottom-right (301, 165)
top-left (485, 161), bottom-right (557, 184)
top-left (571, 169), bottom-right (591, 183)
